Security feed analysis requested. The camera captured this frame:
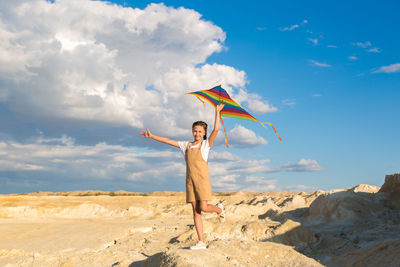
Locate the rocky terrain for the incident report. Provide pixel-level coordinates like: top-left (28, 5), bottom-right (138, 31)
top-left (0, 173), bottom-right (399, 266)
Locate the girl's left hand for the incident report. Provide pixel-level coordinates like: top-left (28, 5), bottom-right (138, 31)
top-left (140, 128), bottom-right (152, 138)
top-left (216, 103), bottom-right (225, 113)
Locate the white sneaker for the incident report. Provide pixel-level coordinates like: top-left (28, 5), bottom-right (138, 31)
top-left (190, 241), bottom-right (207, 250)
top-left (216, 202), bottom-right (226, 222)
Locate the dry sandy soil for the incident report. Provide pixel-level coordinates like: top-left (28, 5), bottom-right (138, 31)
top-left (1, 174), bottom-right (400, 266)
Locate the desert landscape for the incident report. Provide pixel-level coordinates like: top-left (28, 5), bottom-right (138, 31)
top-left (0, 173), bottom-right (399, 267)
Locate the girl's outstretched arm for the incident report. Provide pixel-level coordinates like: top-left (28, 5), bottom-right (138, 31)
top-left (140, 128), bottom-right (179, 148)
top-left (208, 103), bottom-right (224, 147)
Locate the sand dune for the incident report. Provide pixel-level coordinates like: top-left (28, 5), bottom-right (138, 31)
top-left (0, 173), bottom-right (399, 266)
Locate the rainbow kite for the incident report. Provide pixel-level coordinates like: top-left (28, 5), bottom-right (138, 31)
top-left (188, 85), bottom-right (282, 148)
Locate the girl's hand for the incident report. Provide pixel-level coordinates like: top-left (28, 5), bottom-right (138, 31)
top-left (216, 103), bottom-right (225, 113)
top-left (140, 128), bottom-right (152, 138)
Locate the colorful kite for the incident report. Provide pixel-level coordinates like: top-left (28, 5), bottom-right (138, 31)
top-left (188, 85), bottom-right (282, 148)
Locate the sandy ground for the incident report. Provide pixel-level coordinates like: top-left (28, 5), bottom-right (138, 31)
top-left (1, 180), bottom-right (400, 266)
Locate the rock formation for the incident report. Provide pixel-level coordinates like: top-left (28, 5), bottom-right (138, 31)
top-left (379, 173), bottom-right (400, 208)
top-left (1, 174), bottom-right (399, 266)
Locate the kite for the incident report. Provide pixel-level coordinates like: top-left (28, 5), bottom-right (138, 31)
top-left (188, 85), bottom-right (282, 148)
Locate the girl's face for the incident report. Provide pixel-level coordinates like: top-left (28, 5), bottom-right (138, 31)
top-left (192, 125), bottom-right (205, 141)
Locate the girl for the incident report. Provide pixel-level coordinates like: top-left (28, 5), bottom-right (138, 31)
top-left (140, 103), bottom-right (226, 250)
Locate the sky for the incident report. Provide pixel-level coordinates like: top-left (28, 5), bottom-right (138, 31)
top-left (0, 0), bottom-right (399, 194)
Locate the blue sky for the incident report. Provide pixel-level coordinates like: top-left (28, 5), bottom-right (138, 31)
top-left (0, 0), bottom-right (399, 193)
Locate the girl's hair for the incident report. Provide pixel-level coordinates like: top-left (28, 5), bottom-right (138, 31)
top-left (192, 121), bottom-right (208, 140)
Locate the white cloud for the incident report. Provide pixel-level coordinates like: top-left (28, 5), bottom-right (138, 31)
top-left (0, 135), bottom-right (274, 191)
top-left (348, 56), bottom-right (358, 61)
top-left (309, 60), bottom-right (332, 68)
top-left (312, 94), bottom-right (321, 97)
top-left (281, 20), bottom-right (308, 32)
top-left (367, 47), bottom-right (381, 53)
top-left (327, 45), bottom-right (338, 48)
top-left (0, 136), bottom-right (184, 183)
top-left (281, 24), bottom-right (299, 31)
top-left (233, 89), bottom-right (277, 114)
top-left (0, 0), bottom-right (252, 140)
top-left (352, 41), bottom-right (381, 53)
top-left (352, 41), bottom-right (371, 48)
top-left (227, 125), bottom-right (268, 147)
top-left (209, 151), bottom-right (274, 179)
top-left (209, 151), bottom-right (241, 161)
top-left (240, 176), bottom-right (278, 192)
top-left (212, 174), bottom-right (241, 191)
top-left (308, 38), bottom-right (319, 46)
top-left (282, 99), bottom-right (296, 106)
top-left (283, 184), bottom-right (317, 192)
top-left (247, 97), bottom-right (278, 114)
top-left (0, 135), bottom-right (325, 192)
top-left (0, 159), bottom-right (44, 171)
top-left (373, 63), bottom-right (400, 73)
top-left (282, 158), bottom-right (325, 172)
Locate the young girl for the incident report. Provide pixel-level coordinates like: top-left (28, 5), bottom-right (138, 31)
top-left (140, 103), bottom-right (226, 250)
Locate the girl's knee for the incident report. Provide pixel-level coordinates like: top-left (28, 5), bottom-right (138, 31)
top-left (193, 211), bottom-right (202, 217)
top-left (199, 203), bottom-right (207, 212)
top-left (191, 203), bottom-right (201, 215)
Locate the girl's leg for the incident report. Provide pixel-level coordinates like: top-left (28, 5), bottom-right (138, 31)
top-left (191, 201), bottom-right (204, 242)
top-left (199, 200), bottom-right (222, 214)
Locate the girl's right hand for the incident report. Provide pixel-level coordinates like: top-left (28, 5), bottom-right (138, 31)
top-left (140, 128), bottom-right (152, 138)
top-left (216, 103), bottom-right (225, 113)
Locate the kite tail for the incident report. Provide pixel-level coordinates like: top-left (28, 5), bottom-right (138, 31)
top-left (220, 117), bottom-right (229, 148)
top-left (195, 96), bottom-right (206, 107)
top-left (261, 122), bottom-right (283, 142)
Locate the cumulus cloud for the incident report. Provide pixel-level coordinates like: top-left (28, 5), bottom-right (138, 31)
top-left (281, 158), bottom-right (325, 172)
top-left (373, 63), bottom-right (400, 73)
top-left (0, 135), bottom-right (183, 178)
top-left (0, 0), bottom-right (274, 144)
top-left (209, 151), bottom-right (241, 161)
top-left (309, 60), bottom-right (332, 68)
top-left (0, 135), bottom-right (187, 192)
top-left (233, 89), bottom-right (277, 114)
top-left (247, 97), bottom-right (278, 114)
top-left (240, 176), bottom-right (278, 192)
top-left (227, 125), bottom-right (268, 147)
top-left (0, 135), bottom-right (324, 193)
top-left (0, 1), bottom-right (299, 193)
top-left (212, 174), bottom-right (242, 191)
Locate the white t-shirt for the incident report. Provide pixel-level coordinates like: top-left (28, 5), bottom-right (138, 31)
top-left (178, 139), bottom-right (210, 162)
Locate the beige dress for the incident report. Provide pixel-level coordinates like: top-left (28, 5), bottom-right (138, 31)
top-left (185, 142), bottom-right (213, 203)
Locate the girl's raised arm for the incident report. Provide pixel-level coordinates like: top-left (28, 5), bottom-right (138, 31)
top-left (140, 128), bottom-right (179, 148)
top-left (208, 103), bottom-right (224, 147)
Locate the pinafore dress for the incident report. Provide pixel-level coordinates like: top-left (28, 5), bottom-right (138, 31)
top-left (185, 142), bottom-right (212, 203)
